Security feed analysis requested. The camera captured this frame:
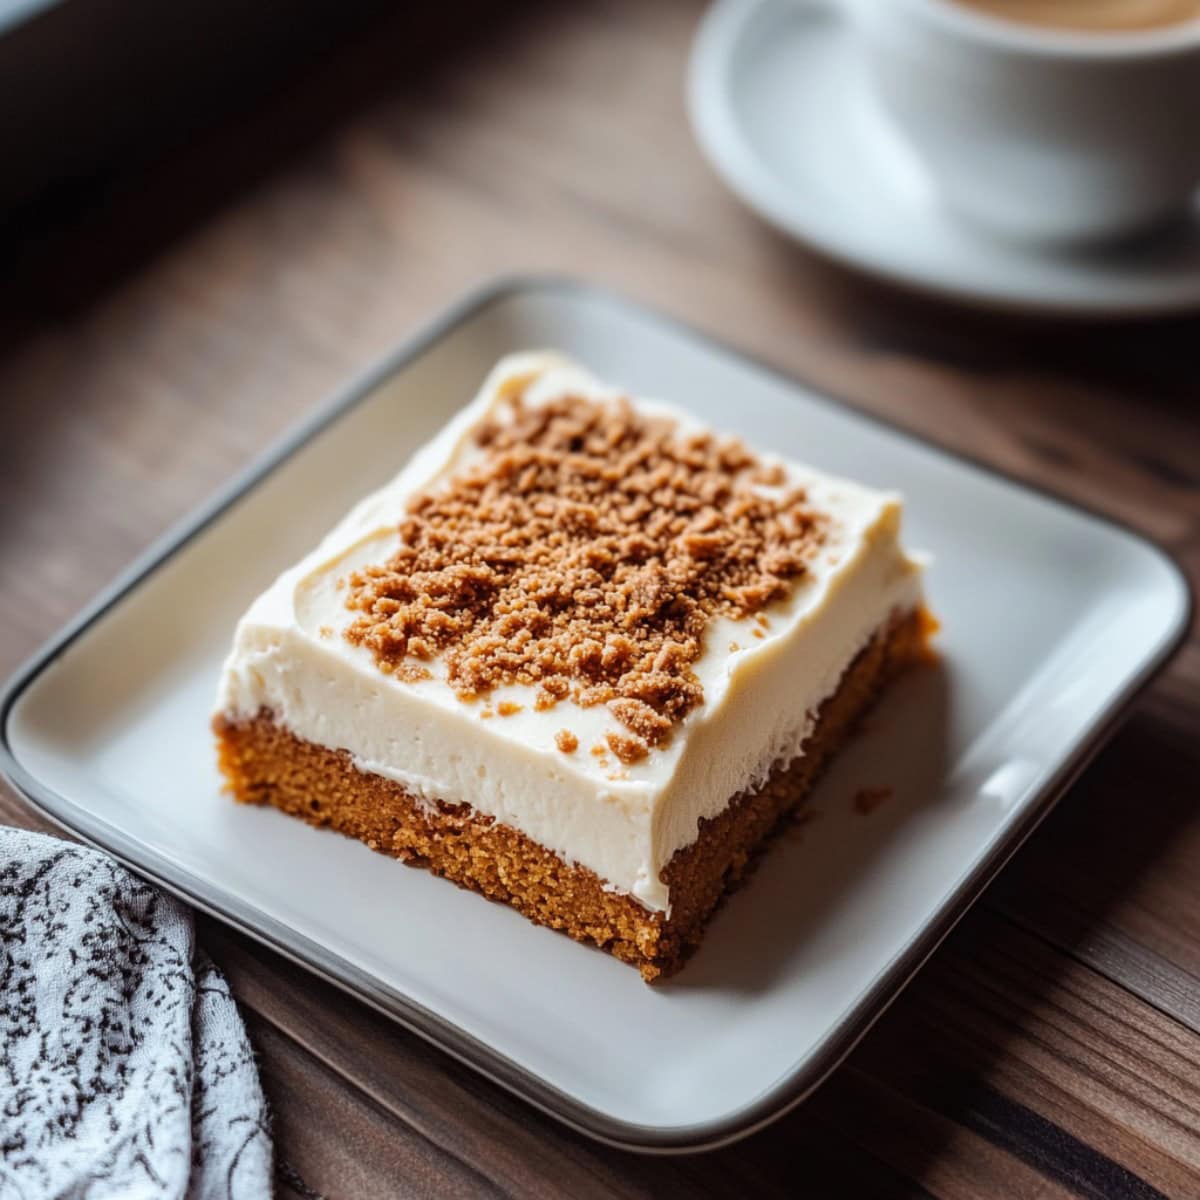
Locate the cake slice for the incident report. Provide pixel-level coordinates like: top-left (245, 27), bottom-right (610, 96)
top-left (213, 353), bottom-right (931, 981)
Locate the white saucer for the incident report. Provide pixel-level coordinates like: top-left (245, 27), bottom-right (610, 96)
top-left (688, 0), bottom-right (1200, 317)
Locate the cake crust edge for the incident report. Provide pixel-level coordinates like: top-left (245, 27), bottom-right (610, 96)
top-left (213, 607), bottom-right (932, 982)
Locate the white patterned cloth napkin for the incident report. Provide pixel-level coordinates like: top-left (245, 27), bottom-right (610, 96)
top-left (0, 827), bottom-right (272, 1199)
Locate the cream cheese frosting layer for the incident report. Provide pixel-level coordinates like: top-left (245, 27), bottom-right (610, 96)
top-left (215, 353), bottom-right (925, 912)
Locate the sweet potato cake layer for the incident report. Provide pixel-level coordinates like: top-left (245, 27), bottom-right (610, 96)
top-left (215, 607), bottom-right (927, 981)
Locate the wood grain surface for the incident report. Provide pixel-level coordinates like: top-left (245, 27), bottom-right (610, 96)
top-left (2, 1), bottom-right (1199, 1195)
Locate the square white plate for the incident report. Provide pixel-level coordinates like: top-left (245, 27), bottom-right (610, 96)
top-left (2, 278), bottom-right (1190, 1151)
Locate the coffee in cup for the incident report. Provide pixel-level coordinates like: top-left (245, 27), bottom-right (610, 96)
top-left (949, 0), bottom-right (1200, 32)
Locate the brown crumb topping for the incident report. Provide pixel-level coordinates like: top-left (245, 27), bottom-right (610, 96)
top-left (606, 731), bottom-right (649, 765)
top-left (396, 663), bottom-right (433, 683)
top-left (343, 391), bottom-right (824, 752)
top-left (496, 701), bottom-right (523, 717)
top-left (535, 677), bottom-right (570, 711)
top-left (555, 729), bottom-right (579, 754)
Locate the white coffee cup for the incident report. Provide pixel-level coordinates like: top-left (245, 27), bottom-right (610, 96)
top-left (844, 0), bottom-right (1200, 244)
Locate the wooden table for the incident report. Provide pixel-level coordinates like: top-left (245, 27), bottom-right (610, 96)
top-left (3, 1), bottom-right (1199, 1194)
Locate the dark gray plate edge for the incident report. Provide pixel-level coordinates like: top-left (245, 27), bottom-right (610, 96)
top-left (0, 273), bottom-right (1193, 1154)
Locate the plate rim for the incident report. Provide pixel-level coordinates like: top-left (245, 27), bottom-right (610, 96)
top-left (0, 273), bottom-right (1193, 1153)
top-left (687, 0), bottom-right (1200, 320)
